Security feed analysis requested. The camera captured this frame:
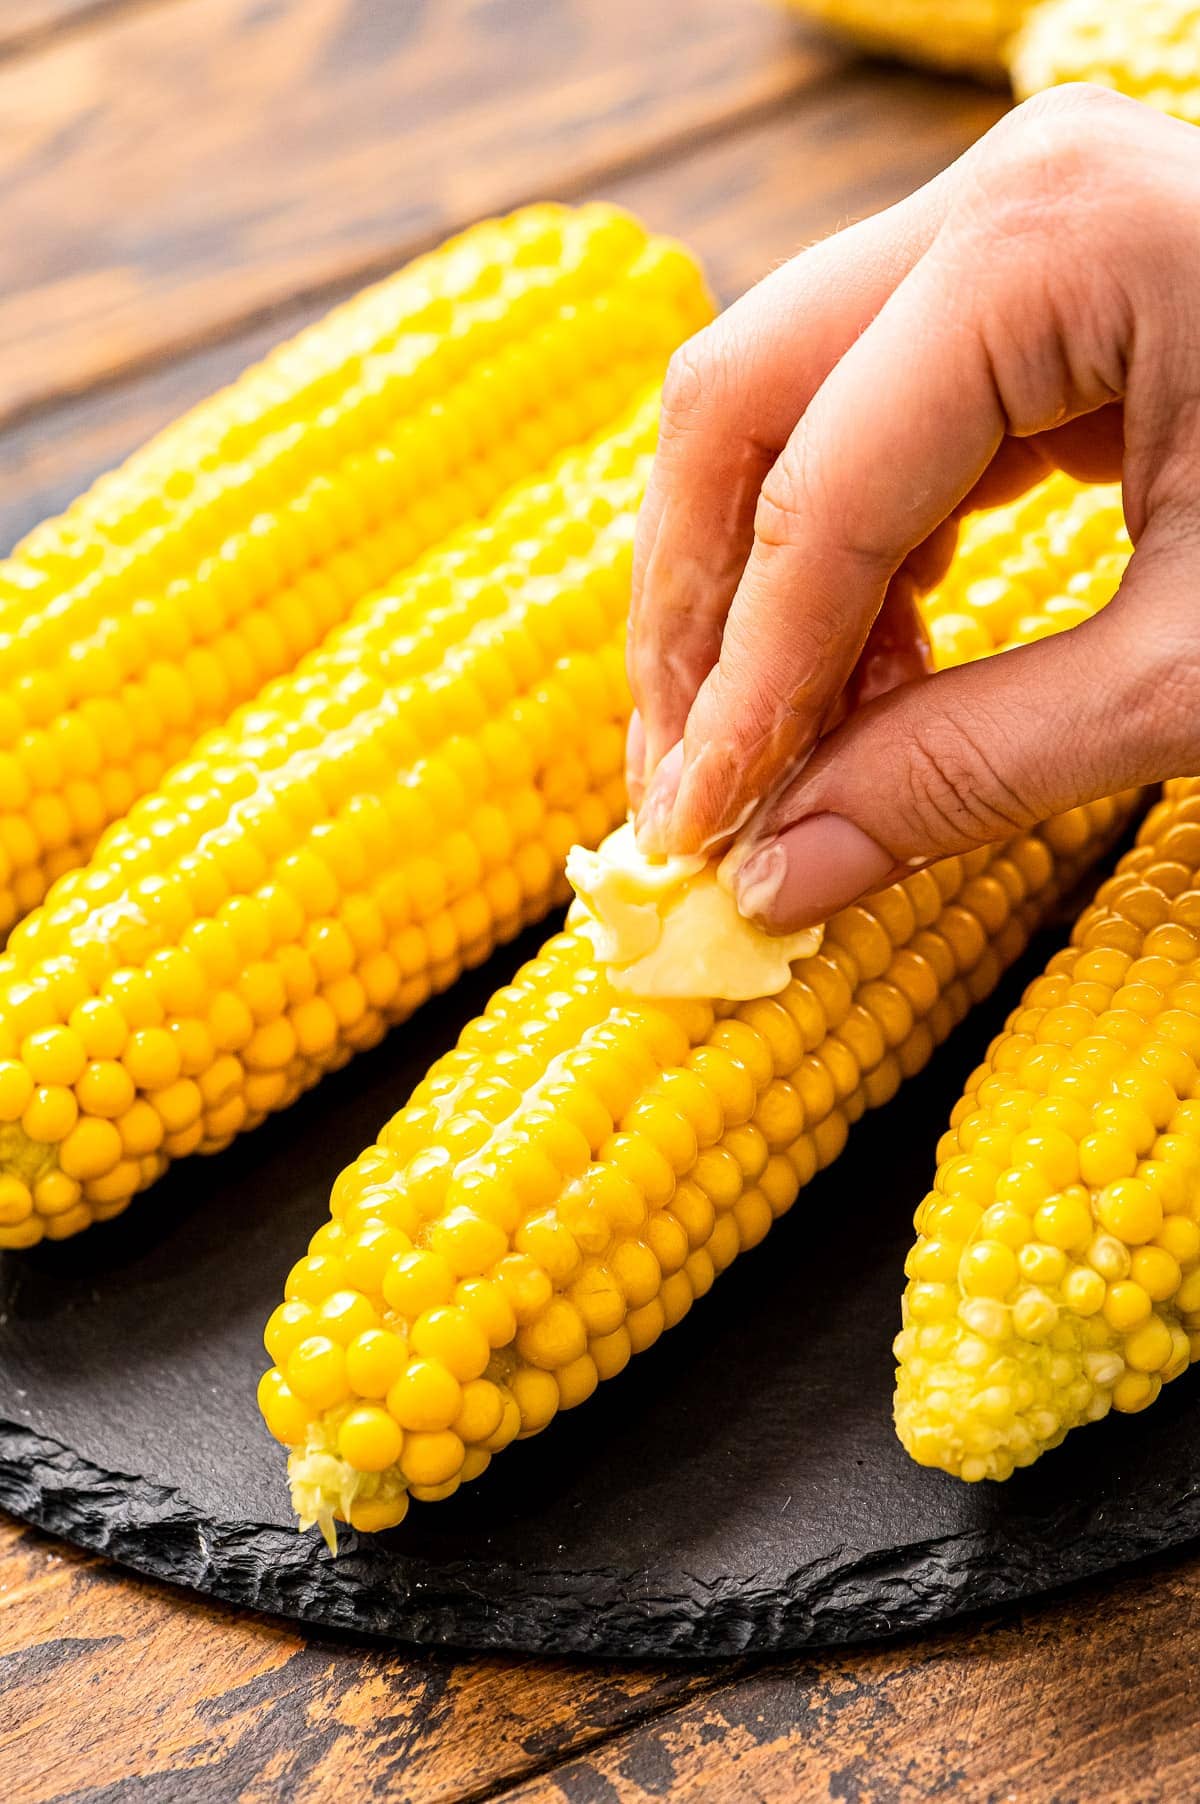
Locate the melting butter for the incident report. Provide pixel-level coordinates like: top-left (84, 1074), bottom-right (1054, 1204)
top-left (565, 821), bottom-right (822, 1001)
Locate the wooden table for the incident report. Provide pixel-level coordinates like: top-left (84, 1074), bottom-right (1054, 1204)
top-left (0, 3), bottom-right (1194, 1798)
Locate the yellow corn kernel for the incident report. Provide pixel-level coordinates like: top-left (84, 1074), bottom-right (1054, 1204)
top-left (920, 474), bottom-right (1128, 661)
top-left (896, 774), bottom-right (1200, 1481)
top-left (0, 204), bottom-right (711, 939)
top-left (337, 1406), bottom-right (405, 1474)
top-left (263, 777), bottom-right (1131, 1530)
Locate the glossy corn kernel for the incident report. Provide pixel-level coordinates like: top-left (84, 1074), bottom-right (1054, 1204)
top-left (267, 784), bottom-right (1134, 1540)
top-left (919, 474), bottom-right (1128, 669)
top-left (786, 0), bottom-right (1035, 78)
top-left (0, 390), bottom-right (694, 1250)
top-left (895, 776), bottom-right (1200, 1481)
top-left (0, 203), bottom-right (711, 938)
top-left (1011, 0), bottom-right (1200, 123)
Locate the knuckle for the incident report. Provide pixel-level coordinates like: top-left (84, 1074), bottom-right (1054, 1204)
top-left (755, 435), bottom-right (897, 574)
top-left (898, 712), bottom-right (1031, 850)
top-left (970, 87), bottom-right (1128, 238)
top-left (753, 458), bottom-right (809, 553)
top-left (660, 327), bottom-right (721, 432)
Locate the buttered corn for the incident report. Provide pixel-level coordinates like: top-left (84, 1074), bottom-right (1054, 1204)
top-left (0, 385), bottom-right (708, 1250)
top-left (920, 475), bottom-right (1127, 668)
top-left (0, 204), bottom-right (708, 938)
top-left (265, 794), bottom-right (1132, 1541)
top-left (258, 470), bottom-right (1136, 1538)
top-left (896, 778), bottom-right (1200, 1480)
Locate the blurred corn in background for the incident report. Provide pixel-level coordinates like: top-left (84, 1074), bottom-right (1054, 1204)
top-left (787, 0), bottom-right (1200, 116)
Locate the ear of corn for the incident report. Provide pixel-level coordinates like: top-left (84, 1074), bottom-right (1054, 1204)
top-left (255, 473), bottom-right (1137, 1541)
top-left (1011, 0), bottom-right (1200, 124)
top-left (0, 381), bottom-right (716, 1251)
top-left (896, 777), bottom-right (1200, 1481)
top-left (0, 204), bottom-right (708, 939)
top-left (267, 794), bottom-right (1133, 1543)
top-left (921, 474), bottom-right (1127, 669)
top-left (789, 0), bottom-right (1200, 113)
top-left (783, 0), bottom-right (1035, 80)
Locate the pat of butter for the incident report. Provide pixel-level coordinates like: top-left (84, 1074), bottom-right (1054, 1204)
top-left (565, 821), bottom-right (822, 1001)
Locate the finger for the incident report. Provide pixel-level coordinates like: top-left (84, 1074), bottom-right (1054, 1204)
top-left (624, 710), bottom-right (647, 811)
top-left (629, 166), bottom-right (966, 783)
top-left (731, 529), bottom-right (1199, 932)
top-left (659, 157), bottom-right (1132, 857)
top-left (947, 409), bottom-right (1123, 520)
top-left (845, 573), bottom-right (933, 710)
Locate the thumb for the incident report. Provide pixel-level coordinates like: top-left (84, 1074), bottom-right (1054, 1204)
top-left (731, 532), bottom-right (1199, 932)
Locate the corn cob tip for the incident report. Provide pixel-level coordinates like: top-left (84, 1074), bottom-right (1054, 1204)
top-left (894, 1312), bottom-right (1120, 1483)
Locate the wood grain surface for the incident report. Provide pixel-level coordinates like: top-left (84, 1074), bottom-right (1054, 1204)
top-left (0, 65), bottom-right (1004, 553)
top-left (509, 1562), bottom-right (1200, 1803)
top-left (0, 0), bottom-right (836, 425)
top-left (1, 0), bottom-right (1195, 1799)
top-left (0, 1520), bottom-right (726, 1803)
top-left (4, 1512), bottom-right (1198, 1803)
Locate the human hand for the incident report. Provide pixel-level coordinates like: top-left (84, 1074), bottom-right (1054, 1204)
top-left (627, 85), bottom-right (1200, 930)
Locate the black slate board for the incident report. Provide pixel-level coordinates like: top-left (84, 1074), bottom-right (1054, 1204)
top-left (2, 915), bottom-right (1198, 1659)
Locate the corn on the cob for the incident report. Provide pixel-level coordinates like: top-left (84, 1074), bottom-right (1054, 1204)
top-left (255, 472), bottom-right (1136, 1539)
top-left (784, 0), bottom-right (1034, 79)
top-left (0, 204), bottom-right (708, 939)
top-left (895, 778), bottom-right (1200, 1481)
top-left (265, 796), bottom-right (1132, 1541)
top-left (1011, 0), bottom-right (1200, 123)
top-left (0, 384), bottom-right (709, 1252)
top-left (921, 475), bottom-right (1127, 669)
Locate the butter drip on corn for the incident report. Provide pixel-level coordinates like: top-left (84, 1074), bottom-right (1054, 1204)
top-left (565, 822), bottom-right (823, 1000)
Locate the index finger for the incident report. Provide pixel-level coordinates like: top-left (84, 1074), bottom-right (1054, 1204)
top-left (655, 108), bottom-right (1133, 854)
top-left (628, 166), bottom-right (962, 785)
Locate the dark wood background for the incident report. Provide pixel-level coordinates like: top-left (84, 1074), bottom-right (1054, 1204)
top-left (0, 2), bottom-right (1191, 1799)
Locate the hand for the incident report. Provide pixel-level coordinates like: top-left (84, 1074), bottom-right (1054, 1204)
top-left (627, 85), bottom-right (1200, 930)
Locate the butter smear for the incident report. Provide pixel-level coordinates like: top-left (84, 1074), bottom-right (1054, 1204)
top-left (565, 821), bottom-right (822, 1001)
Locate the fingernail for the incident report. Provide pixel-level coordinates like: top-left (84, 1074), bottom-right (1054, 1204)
top-left (636, 740), bottom-right (684, 853)
top-left (735, 814), bottom-right (898, 930)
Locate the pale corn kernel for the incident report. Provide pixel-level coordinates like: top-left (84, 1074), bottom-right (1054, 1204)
top-left (898, 771), bottom-right (1200, 1482)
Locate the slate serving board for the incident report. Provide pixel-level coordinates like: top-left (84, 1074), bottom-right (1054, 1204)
top-left (1, 915), bottom-right (1198, 1659)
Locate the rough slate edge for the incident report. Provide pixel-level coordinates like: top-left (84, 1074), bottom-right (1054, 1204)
top-left (4, 1422), bottom-right (1200, 1659)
